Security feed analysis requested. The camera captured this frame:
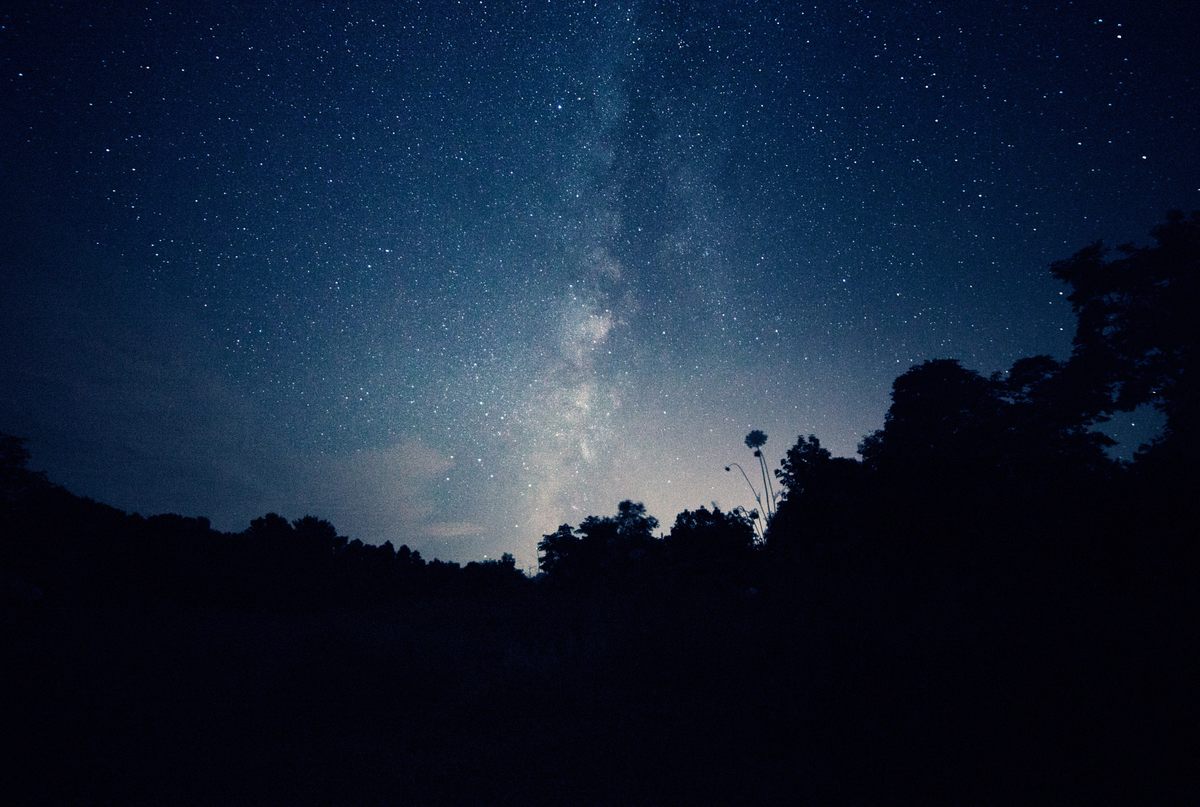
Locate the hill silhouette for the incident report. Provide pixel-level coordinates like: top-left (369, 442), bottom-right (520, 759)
top-left (3, 214), bottom-right (1197, 803)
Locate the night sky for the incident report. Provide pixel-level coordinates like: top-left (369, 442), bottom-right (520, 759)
top-left (2, 1), bottom-right (1197, 568)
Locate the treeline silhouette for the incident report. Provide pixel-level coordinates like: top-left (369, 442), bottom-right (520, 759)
top-left (0, 474), bottom-right (525, 610)
top-left (3, 213), bottom-right (1197, 804)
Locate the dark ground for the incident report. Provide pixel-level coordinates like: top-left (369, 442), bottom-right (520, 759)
top-left (5, 569), bottom-right (1192, 805)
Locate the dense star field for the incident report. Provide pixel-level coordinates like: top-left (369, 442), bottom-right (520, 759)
top-left (1, 1), bottom-right (1197, 565)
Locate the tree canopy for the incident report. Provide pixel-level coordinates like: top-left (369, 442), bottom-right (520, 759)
top-left (1052, 209), bottom-right (1200, 455)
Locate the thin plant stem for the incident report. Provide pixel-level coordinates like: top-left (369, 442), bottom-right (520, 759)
top-left (726, 462), bottom-right (765, 541)
top-left (756, 451), bottom-right (773, 519)
top-left (764, 452), bottom-right (777, 513)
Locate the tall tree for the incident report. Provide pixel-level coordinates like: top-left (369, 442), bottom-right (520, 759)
top-left (1052, 210), bottom-right (1200, 455)
top-left (537, 524), bottom-right (579, 578)
top-left (858, 359), bottom-right (1004, 475)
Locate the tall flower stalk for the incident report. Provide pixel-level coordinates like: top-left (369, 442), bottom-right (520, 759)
top-left (744, 430), bottom-right (775, 520)
top-left (724, 463), bottom-right (765, 542)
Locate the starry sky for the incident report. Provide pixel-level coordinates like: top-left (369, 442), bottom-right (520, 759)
top-left (2, 1), bottom-right (1197, 568)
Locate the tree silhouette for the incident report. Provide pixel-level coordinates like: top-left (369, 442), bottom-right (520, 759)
top-left (768, 434), bottom-right (865, 562)
top-left (774, 434), bottom-right (832, 502)
top-left (858, 359), bottom-right (1004, 477)
top-left (665, 504), bottom-right (755, 584)
top-left (537, 501), bottom-right (660, 584)
top-left (993, 355), bottom-right (1114, 476)
top-left (1052, 209), bottom-right (1200, 458)
top-left (578, 499), bottom-right (659, 567)
top-left (538, 523), bottom-right (580, 578)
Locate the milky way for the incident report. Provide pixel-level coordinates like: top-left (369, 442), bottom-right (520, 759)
top-left (2, 2), bottom-right (1197, 568)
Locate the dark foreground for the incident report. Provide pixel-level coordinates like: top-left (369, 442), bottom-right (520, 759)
top-left (5, 570), bottom-right (1192, 805)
